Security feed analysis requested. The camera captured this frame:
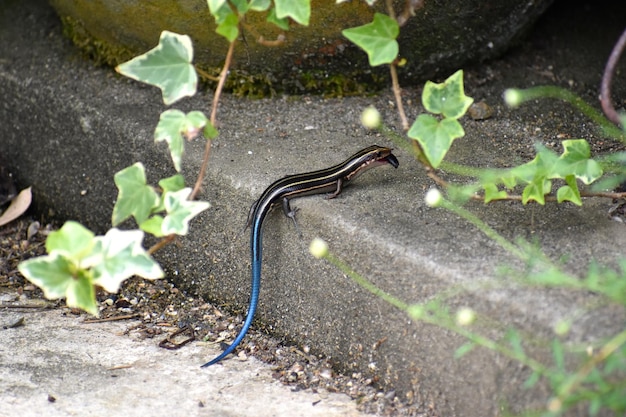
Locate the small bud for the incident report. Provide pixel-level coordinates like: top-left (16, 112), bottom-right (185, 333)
top-left (309, 238), bottom-right (329, 259)
top-left (361, 106), bottom-right (381, 129)
top-left (455, 307), bottom-right (476, 326)
top-left (554, 320), bottom-right (570, 336)
top-left (407, 304), bottom-right (424, 320)
top-left (503, 89), bottom-right (522, 108)
top-left (425, 188), bottom-right (443, 207)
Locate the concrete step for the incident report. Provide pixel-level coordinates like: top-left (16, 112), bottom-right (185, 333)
top-left (1, 0), bottom-right (625, 415)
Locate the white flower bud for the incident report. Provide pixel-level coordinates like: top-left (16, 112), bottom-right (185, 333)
top-left (361, 106), bottom-right (381, 129)
top-left (455, 307), bottom-right (476, 326)
top-left (425, 188), bottom-right (443, 207)
top-left (309, 238), bottom-right (329, 259)
top-left (503, 89), bottom-right (522, 108)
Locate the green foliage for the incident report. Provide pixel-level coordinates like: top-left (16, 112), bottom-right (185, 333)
top-left (275, 0), bottom-right (311, 26)
top-left (155, 109), bottom-right (213, 171)
top-left (115, 31), bottom-right (197, 106)
top-left (112, 163), bottom-right (210, 237)
top-left (422, 70), bottom-right (474, 119)
top-left (480, 140), bottom-right (603, 205)
top-left (342, 13), bottom-right (399, 67)
top-left (18, 222), bottom-right (163, 316)
top-left (407, 70), bottom-right (473, 168)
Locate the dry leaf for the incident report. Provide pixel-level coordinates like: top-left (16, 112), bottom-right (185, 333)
top-left (0, 187), bottom-right (32, 226)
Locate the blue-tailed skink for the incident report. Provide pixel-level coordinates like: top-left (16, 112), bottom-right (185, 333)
top-left (202, 145), bottom-right (399, 367)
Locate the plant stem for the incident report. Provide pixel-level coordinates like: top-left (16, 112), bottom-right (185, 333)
top-left (324, 249), bottom-right (547, 374)
top-left (190, 39), bottom-right (236, 201)
top-left (438, 197), bottom-right (528, 261)
top-left (556, 328), bottom-right (626, 404)
top-left (600, 28), bottom-right (626, 127)
top-left (325, 252), bottom-right (409, 311)
top-left (389, 63), bottom-right (409, 131)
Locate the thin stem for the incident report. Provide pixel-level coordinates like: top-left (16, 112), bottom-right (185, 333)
top-left (384, 0), bottom-right (409, 131)
top-left (556, 328), bottom-right (626, 404)
top-left (439, 197), bottom-right (529, 261)
top-left (396, 0), bottom-right (424, 27)
top-left (326, 252), bottom-right (409, 311)
top-left (324, 249), bottom-right (547, 375)
top-left (190, 39), bottom-right (236, 201)
top-left (600, 28), bottom-right (626, 127)
top-left (389, 63), bottom-right (409, 131)
top-left (151, 40), bottom-right (237, 254)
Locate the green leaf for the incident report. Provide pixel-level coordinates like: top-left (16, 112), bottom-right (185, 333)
top-left (18, 253), bottom-right (78, 300)
top-left (407, 114), bottom-right (465, 168)
top-left (556, 175), bottom-right (582, 205)
top-left (342, 13), bottom-right (399, 66)
top-left (161, 188), bottom-right (211, 236)
top-left (112, 163), bottom-right (160, 226)
top-left (115, 31), bottom-right (197, 106)
top-left (483, 183), bottom-right (508, 203)
top-left (86, 229), bottom-right (164, 293)
top-left (249, 0), bottom-right (271, 11)
top-left (522, 177), bottom-right (552, 205)
top-left (18, 253), bottom-right (98, 316)
top-left (422, 70), bottom-right (474, 119)
top-left (553, 139), bottom-right (603, 184)
top-left (275, 0), bottom-right (310, 26)
top-left (155, 109), bottom-right (208, 171)
top-left (204, 120), bottom-right (219, 139)
top-left (46, 221), bottom-right (95, 260)
top-left (267, 7), bottom-right (290, 30)
top-left (216, 11), bottom-right (240, 42)
top-left (158, 174), bottom-right (186, 193)
top-left (207, 0), bottom-right (227, 12)
top-left (66, 269), bottom-right (98, 316)
top-left (140, 215), bottom-right (165, 237)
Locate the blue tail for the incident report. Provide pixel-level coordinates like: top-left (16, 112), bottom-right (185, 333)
top-left (201, 222), bottom-right (263, 367)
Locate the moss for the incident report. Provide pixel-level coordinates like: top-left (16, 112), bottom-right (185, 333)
top-left (59, 14), bottom-right (136, 67)
top-left (56, 9), bottom-right (388, 97)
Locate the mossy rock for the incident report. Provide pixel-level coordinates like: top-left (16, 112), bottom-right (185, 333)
top-left (48, 0), bottom-right (554, 96)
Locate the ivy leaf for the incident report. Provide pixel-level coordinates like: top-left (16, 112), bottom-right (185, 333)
top-left (267, 7), bottom-right (290, 30)
top-left (553, 139), bottom-right (603, 184)
top-left (159, 174), bottom-right (186, 193)
top-left (342, 13), bottom-right (399, 66)
top-left (216, 11), bottom-right (240, 42)
top-left (112, 163), bottom-right (160, 226)
top-left (207, 1), bottom-right (240, 44)
top-left (116, 31), bottom-right (197, 106)
top-left (140, 215), bottom-right (165, 237)
top-left (483, 183), bottom-right (508, 203)
top-left (556, 175), bottom-right (582, 205)
top-left (522, 177), bottom-right (552, 205)
top-left (46, 221), bottom-right (95, 260)
top-left (18, 253), bottom-right (98, 316)
top-left (422, 70), bottom-right (474, 119)
top-left (155, 109), bottom-right (209, 171)
top-left (275, 0), bottom-right (311, 26)
top-left (249, 0), bottom-right (271, 11)
top-left (407, 114), bottom-right (465, 168)
top-left (161, 188), bottom-right (210, 236)
top-left (86, 229), bottom-right (164, 293)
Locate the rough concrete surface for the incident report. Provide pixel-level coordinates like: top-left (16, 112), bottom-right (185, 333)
top-left (1, 0), bottom-right (626, 416)
top-left (0, 307), bottom-right (361, 417)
